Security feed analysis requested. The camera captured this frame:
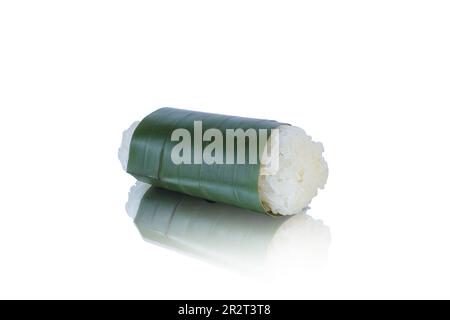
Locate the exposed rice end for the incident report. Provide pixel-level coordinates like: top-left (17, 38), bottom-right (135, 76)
top-left (259, 125), bottom-right (328, 216)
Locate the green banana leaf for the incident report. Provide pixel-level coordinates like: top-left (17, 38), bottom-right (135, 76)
top-left (127, 107), bottom-right (282, 213)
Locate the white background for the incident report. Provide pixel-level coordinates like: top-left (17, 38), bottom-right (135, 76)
top-left (1, 1), bottom-right (449, 299)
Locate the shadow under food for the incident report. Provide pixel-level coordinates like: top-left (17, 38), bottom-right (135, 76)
top-left (130, 184), bottom-right (331, 272)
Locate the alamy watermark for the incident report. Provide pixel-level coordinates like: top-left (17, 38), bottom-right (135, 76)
top-left (170, 121), bottom-right (279, 175)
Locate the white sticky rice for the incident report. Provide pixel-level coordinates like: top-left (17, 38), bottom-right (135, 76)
top-left (118, 121), bottom-right (140, 171)
top-left (119, 122), bottom-right (328, 216)
top-left (258, 125), bottom-right (328, 215)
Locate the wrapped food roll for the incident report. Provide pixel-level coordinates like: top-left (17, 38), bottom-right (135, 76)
top-left (119, 107), bottom-right (328, 215)
top-left (127, 182), bottom-right (331, 270)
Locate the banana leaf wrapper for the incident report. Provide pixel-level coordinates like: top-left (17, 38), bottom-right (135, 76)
top-left (127, 107), bottom-right (282, 213)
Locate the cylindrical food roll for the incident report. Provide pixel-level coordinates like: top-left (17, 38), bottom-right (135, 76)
top-left (127, 182), bottom-right (331, 270)
top-left (119, 107), bottom-right (328, 215)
